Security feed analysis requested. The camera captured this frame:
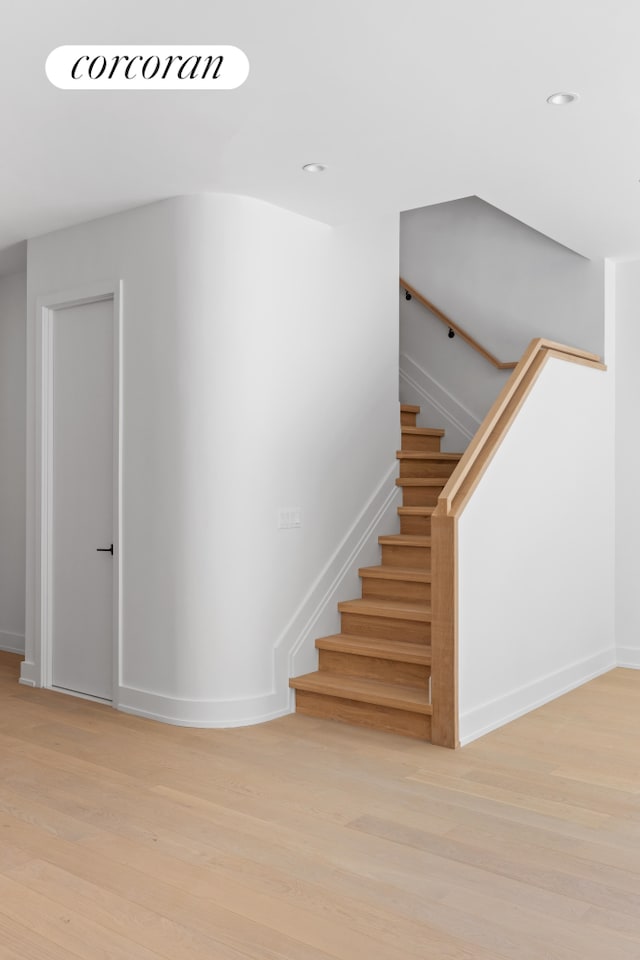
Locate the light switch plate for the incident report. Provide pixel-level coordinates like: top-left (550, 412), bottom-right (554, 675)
top-left (278, 507), bottom-right (301, 529)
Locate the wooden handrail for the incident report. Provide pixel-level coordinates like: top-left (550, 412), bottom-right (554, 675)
top-left (429, 337), bottom-right (605, 748)
top-left (400, 278), bottom-right (518, 371)
top-left (435, 338), bottom-right (605, 518)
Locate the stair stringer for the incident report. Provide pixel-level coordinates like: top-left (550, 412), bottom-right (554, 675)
top-left (275, 460), bottom-right (401, 685)
top-left (399, 353), bottom-right (480, 451)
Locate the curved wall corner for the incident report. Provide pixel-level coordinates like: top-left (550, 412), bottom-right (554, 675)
top-left (25, 194), bottom-right (400, 726)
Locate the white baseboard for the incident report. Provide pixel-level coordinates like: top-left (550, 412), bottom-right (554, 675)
top-left (459, 648), bottom-right (617, 746)
top-left (117, 685), bottom-right (290, 728)
top-left (617, 647), bottom-right (640, 669)
top-left (399, 354), bottom-right (480, 445)
top-left (19, 660), bottom-right (37, 686)
top-left (0, 630), bottom-right (25, 655)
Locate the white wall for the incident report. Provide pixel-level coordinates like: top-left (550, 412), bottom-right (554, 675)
top-left (0, 272), bottom-right (26, 653)
top-left (24, 195), bottom-right (400, 725)
top-left (614, 259), bottom-right (640, 667)
top-left (458, 354), bottom-right (615, 745)
top-left (399, 197), bottom-right (605, 446)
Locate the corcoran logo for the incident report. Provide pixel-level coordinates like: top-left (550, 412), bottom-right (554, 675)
top-left (46, 45), bottom-right (249, 90)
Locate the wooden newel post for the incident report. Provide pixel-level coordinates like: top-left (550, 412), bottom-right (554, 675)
top-left (431, 504), bottom-right (459, 748)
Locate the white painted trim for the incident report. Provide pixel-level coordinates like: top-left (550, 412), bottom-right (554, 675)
top-left (40, 298), bottom-right (54, 687)
top-left (18, 663), bottom-right (37, 687)
top-left (399, 353), bottom-right (481, 443)
top-left (459, 648), bottom-right (617, 746)
top-left (617, 648), bottom-right (640, 669)
top-left (28, 281), bottom-right (123, 704)
top-left (51, 685), bottom-right (112, 705)
top-left (117, 685), bottom-right (291, 728)
top-left (283, 460), bottom-right (400, 679)
top-left (113, 282), bottom-right (124, 706)
top-left (0, 630), bottom-right (25, 654)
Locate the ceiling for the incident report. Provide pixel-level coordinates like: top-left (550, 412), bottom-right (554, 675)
top-left (1, 0), bottom-right (639, 263)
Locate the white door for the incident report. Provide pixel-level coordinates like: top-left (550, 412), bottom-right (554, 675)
top-left (51, 297), bottom-right (114, 701)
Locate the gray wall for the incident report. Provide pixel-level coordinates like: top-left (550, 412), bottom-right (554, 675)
top-left (0, 271), bottom-right (26, 652)
top-left (399, 196), bottom-right (605, 446)
top-left (614, 259), bottom-right (640, 669)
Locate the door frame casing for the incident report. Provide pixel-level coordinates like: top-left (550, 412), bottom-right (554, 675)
top-left (33, 281), bottom-right (122, 705)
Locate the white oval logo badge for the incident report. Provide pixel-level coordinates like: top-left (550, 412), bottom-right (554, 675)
top-left (46, 45), bottom-right (249, 90)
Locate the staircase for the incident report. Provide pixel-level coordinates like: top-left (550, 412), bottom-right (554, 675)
top-left (289, 404), bottom-right (461, 740)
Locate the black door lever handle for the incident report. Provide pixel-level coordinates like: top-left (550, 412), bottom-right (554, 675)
top-left (97, 544), bottom-right (114, 555)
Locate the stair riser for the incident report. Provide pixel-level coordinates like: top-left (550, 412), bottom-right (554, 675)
top-left (289, 402), bottom-right (439, 742)
top-left (401, 434), bottom-right (441, 453)
top-left (294, 690), bottom-right (432, 739)
top-left (400, 411), bottom-right (417, 428)
top-left (340, 612), bottom-right (430, 643)
top-left (399, 459), bottom-right (458, 479)
top-left (361, 577), bottom-right (431, 603)
top-left (401, 486), bottom-right (442, 507)
top-left (381, 544), bottom-right (431, 567)
top-left (319, 650), bottom-right (430, 687)
top-left (400, 515), bottom-right (431, 536)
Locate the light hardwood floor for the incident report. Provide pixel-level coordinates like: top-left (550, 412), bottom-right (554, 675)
top-left (1, 652), bottom-right (640, 959)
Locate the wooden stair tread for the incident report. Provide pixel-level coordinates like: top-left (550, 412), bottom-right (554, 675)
top-left (338, 598), bottom-right (432, 621)
top-left (316, 634), bottom-right (431, 664)
top-left (396, 477), bottom-right (447, 486)
top-left (289, 672), bottom-right (432, 714)
top-left (401, 426), bottom-right (445, 437)
top-left (290, 401), bottom-right (442, 741)
top-left (378, 534), bottom-right (431, 546)
top-left (396, 450), bottom-right (462, 460)
top-left (359, 565), bottom-right (432, 582)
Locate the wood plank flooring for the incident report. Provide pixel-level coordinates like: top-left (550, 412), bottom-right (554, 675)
top-left (1, 651), bottom-right (640, 959)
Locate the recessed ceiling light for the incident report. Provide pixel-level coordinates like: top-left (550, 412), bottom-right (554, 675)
top-left (546, 92), bottom-right (579, 105)
top-left (302, 163), bottom-right (326, 173)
